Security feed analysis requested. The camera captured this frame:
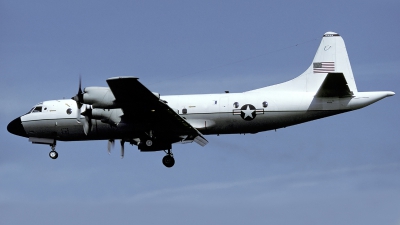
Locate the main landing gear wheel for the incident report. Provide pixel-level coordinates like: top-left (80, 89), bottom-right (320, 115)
top-left (145, 139), bottom-right (153, 146)
top-left (162, 155), bottom-right (175, 168)
top-left (49, 151), bottom-right (58, 159)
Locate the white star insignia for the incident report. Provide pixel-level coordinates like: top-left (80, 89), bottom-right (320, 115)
top-left (242, 105), bottom-right (254, 119)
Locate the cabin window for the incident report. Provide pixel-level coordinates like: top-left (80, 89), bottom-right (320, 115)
top-left (262, 101), bottom-right (268, 108)
top-left (233, 102), bottom-right (239, 108)
top-left (182, 108), bottom-right (187, 114)
top-left (66, 108), bottom-right (72, 115)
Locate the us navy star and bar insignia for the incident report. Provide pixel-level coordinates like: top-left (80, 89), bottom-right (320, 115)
top-left (233, 104), bottom-right (264, 121)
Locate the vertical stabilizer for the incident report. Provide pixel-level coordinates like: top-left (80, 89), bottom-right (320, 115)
top-left (250, 32), bottom-right (358, 93)
top-left (308, 32), bottom-right (357, 93)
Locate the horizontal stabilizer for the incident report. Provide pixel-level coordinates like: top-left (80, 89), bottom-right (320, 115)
top-left (315, 73), bottom-right (354, 97)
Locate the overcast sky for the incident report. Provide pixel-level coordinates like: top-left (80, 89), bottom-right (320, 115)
top-left (1, 1), bottom-right (400, 224)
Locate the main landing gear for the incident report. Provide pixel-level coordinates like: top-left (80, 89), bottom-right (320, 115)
top-left (49, 143), bottom-right (58, 159)
top-left (162, 149), bottom-right (175, 168)
top-left (138, 134), bottom-right (175, 168)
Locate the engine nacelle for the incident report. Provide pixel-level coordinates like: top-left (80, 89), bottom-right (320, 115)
top-left (82, 87), bottom-right (161, 109)
top-left (90, 108), bottom-right (122, 126)
top-left (83, 87), bottom-right (118, 108)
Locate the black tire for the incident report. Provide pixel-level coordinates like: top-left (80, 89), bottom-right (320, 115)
top-left (49, 151), bottom-right (58, 159)
top-left (162, 155), bottom-right (175, 168)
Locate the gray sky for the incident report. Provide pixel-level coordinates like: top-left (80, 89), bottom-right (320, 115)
top-left (1, 1), bottom-right (400, 224)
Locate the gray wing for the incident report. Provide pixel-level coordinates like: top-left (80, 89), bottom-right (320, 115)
top-left (106, 76), bottom-right (208, 146)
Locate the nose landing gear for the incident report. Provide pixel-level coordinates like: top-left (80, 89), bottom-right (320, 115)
top-left (49, 143), bottom-right (58, 159)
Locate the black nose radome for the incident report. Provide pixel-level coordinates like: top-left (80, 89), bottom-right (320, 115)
top-left (7, 117), bottom-right (27, 137)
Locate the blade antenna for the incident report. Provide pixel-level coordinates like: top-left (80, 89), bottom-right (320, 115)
top-left (120, 140), bottom-right (125, 159)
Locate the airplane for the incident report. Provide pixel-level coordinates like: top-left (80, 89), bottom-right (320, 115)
top-left (7, 31), bottom-right (395, 168)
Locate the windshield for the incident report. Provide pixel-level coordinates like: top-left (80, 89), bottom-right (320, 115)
top-left (26, 103), bottom-right (43, 114)
top-left (31, 106), bottom-right (42, 113)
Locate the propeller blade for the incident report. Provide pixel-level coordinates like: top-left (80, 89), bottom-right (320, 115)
top-left (81, 105), bottom-right (92, 135)
top-left (76, 105), bottom-right (82, 122)
top-left (83, 116), bottom-right (92, 135)
top-left (72, 76), bottom-right (84, 121)
top-left (72, 77), bottom-right (84, 102)
top-left (108, 139), bottom-right (115, 154)
top-left (120, 140), bottom-right (125, 159)
top-left (78, 75), bottom-right (82, 94)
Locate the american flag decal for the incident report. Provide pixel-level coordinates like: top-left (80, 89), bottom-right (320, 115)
top-left (313, 62), bottom-right (335, 73)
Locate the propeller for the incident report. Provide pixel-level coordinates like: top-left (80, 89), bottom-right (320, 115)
top-left (120, 140), bottom-right (125, 159)
top-left (71, 76), bottom-right (84, 122)
top-left (81, 105), bottom-right (92, 135)
top-left (108, 139), bottom-right (115, 154)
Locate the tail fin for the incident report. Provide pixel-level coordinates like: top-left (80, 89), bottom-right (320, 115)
top-left (250, 31), bottom-right (358, 94)
top-left (309, 32), bottom-right (357, 93)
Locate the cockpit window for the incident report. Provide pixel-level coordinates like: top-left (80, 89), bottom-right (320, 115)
top-left (25, 107), bottom-right (35, 115)
top-left (32, 106), bottom-right (42, 113)
top-left (24, 104), bottom-right (43, 115)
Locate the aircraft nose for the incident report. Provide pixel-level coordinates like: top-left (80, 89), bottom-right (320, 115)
top-left (7, 117), bottom-right (28, 137)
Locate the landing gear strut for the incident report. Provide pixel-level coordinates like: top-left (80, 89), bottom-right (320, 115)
top-left (49, 143), bottom-right (58, 159)
top-left (162, 149), bottom-right (175, 168)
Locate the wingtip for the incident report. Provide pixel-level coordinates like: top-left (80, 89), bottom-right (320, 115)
top-left (194, 135), bottom-right (208, 147)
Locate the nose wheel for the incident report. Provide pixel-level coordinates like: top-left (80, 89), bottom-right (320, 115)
top-left (162, 150), bottom-right (175, 168)
top-left (49, 143), bottom-right (58, 159)
top-left (49, 150), bottom-right (58, 159)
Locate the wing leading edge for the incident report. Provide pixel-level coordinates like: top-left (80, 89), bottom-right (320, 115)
top-left (106, 76), bottom-right (208, 147)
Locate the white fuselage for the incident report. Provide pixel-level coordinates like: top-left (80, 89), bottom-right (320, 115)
top-left (19, 90), bottom-right (391, 142)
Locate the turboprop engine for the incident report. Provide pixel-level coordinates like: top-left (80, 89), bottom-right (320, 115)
top-left (82, 87), bottom-right (160, 108)
top-left (80, 106), bottom-right (123, 135)
top-left (71, 78), bottom-right (160, 135)
top-left (73, 84), bottom-right (160, 109)
top-left (85, 108), bottom-right (122, 125)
